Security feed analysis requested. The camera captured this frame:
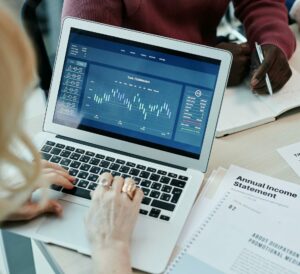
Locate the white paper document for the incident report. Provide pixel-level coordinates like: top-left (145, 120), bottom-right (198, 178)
top-left (166, 166), bottom-right (300, 274)
top-left (278, 142), bottom-right (300, 178)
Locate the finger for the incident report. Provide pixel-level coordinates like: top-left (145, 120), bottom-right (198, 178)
top-left (43, 161), bottom-right (66, 172)
top-left (45, 173), bottom-right (75, 189)
top-left (99, 172), bottom-right (113, 187)
top-left (35, 200), bottom-right (63, 218)
top-left (239, 43), bottom-right (251, 55)
top-left (133, 187), bottom-right (144, 205)
top-left (111, 176), bottom-right (125, 193)
top-left (93, 173), bottom-right (113, 199)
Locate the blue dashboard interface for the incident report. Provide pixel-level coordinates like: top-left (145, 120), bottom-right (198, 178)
top-left (53, 28), bottom-right (221, 159)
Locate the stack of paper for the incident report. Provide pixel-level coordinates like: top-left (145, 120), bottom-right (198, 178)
top-left (170, 166), bottom-right (300, 274)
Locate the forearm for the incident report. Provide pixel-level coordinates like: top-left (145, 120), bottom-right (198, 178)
top-left (233, 0), bottom-right (296, 59)
top-left (92, 241), bottom-right (132, 274)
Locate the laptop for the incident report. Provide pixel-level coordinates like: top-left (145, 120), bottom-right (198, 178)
top-left (6, 18), bottom-right (231, 273)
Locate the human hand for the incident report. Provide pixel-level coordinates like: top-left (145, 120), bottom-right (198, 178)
top-left (216, 42), bottom-right (251, 86)
top-left (250, 44), bottom-right (292, 94)
top-left (86, 173), bottom-right (143, 249)
top-left (5, 160), bottom-right (75, 221)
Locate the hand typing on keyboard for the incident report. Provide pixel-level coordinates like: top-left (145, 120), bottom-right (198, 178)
top-left (5, 160), bottom-right (75, 221)
top-left (86, 173), bottom-right (143, 274)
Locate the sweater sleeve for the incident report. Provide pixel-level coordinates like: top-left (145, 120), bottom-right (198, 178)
top-left (233, 0), bottom-right (296, 59)
top-left (62, 0), bottom-right (124, 26)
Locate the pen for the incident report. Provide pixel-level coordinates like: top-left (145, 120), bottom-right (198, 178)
top-left (255, 42), bottom-right (273, 96)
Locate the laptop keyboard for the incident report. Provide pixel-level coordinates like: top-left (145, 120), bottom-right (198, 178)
top-left (41, 141), bottom-right (189, 221)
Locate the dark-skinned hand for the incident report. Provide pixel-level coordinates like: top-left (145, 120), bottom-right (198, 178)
top-left (250, 44), bottom-right (292, 94)
top-left (216, 42), bottom-right (251, 86)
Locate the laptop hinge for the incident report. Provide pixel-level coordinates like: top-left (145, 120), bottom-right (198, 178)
top-left (56, 135), bottom-right (187, 171)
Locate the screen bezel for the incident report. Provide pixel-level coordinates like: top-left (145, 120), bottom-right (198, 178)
top-left (44, 17), bottom-right (232, 172)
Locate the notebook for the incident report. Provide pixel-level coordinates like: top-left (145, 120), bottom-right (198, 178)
top-left (216, 67), bottom-right (300, 137)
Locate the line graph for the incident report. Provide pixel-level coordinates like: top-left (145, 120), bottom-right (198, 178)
top-left (81, 64), bottom-right (182, 139)
top-left (93, 89), bottom-right (172, 121)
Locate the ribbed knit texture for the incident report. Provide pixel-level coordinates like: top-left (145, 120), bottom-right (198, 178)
top-left (62, 0), bottom-right (296, 59)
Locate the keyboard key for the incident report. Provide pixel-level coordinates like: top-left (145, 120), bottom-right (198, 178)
top-left (90, 166), bottom-right (101, 174)
top-left (122, 174), bottom-right (131, 179)
top-left (147, 167), bottom-right (156, 173)
top-left (151, 200), bottom-right (175, 211)
top-left (171, 188), bottom-right (182, 204)
top-left (99, 160), bottom-right (110, 168)
top-left (51, 184), bottom-right (62, 191)
top-left (172, 188), bottom-right (183, 195)
top-left (86, 151), bottom-right (95, 157)
top-left (142, 197), bottom-right (151, 205)
top-left (140, 180), bottom-right (151, 187)
top-left (111, 171), bottom-right (121, 177)
top-left (116, 159), bottom-right (125, 164)
top-left (80, 155), bottom-right (91, 163)
top-left (42, 153), bottom-right (52, 161)
top-left (151, 182), bottom-right (162, 190)
top-left (41, 145), bottom-right (52, 153)
top-left (69, 169), bottom-right (79, 176)
top-left (140, 171), bottom-right (150, 179)
top-left (179, 175), bottom-right (189, 181)
top-left (88, 174), bottom-right (98, 182)
top-left (139, 209), bottom-right (148, 215)
top-left (126, 162), bottom-right (136, 167)
top-left (106, 156), bottom-right (115, 162)
top-left (60, 150), bottom-right (71, 158)
top-left (46, 141), bottom-right (55, 146)
top-left (78, 180), bottom-right (89, 188)
top-left (150, 174), bottom-right (160, 181)
top-left (96, 154), bottom-right (105, 159)
top-left (160, 215), bottom-right (170, 221)
top-left (80, 164), bottom-right (91, 171)
top-left (70, 161), bottom-right (81, 168)
top-left (160, 176), bottom-right (170, 184)
top-left (170, 179), bottom-right (186, 188)
top-left (60, 158), bottom-right (71, 166)
top-left (133, 177), bottom-right (141, 183)
top-left (62, 187), bottom-right (91, 200)
top-left (162, 185), bottom-right (172, 193)
top-left (149, 208), bottom-right (161, 218)
top-left (90, 158), bottom-right (100, 165)
top-left (56, 143), bottom-right (65, 149)
top-left (62, 166), bottom-right (69, 171)
top-left (142, 187), bottom-right (150, 196)
top-left (137, 164), bottom-right (146, 170)
top-left (78, 171), bottom-right (88, 179)
top-left (110, 163), bottom-right (120, 171)
top-left (157, 170), bottom-right (167, 175)
top-left (150, 190), bottom-right (160, 199)
top-left (70, 153), bottom-right (80, 160)
top-left (65, 146), bottom-right (75, 151)
top-left (168, 173), bottom-right (177, 178)
top-left (50, 148), bottom-right (62, 155)
top-left (50, 156), bottom-right (61, 163)
top-left (119, 166), bottom-right (130, 173)
top-left (88, 183), bottom-right (98, 191)
top-left (100, 169), bottom-right (110, 175)
top-left (75, 148), bottom-right (85, 154)
top-left (160, 193), bottom-right (171, 202)
top-left (129, 168), bottom-right (140, 176)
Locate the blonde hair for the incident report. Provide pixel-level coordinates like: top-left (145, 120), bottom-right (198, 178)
top-left (0, 8), bottom-right (42, 221)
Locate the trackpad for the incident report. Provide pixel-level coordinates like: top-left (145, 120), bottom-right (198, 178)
top-left (36, 200), bottom-right (90, 254)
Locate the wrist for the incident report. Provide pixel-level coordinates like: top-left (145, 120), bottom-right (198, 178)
top-left (92, 238), bottom-right (130, 253)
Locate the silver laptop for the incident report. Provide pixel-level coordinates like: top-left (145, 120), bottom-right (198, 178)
top-left (6, 18), bottom-right (231, 273)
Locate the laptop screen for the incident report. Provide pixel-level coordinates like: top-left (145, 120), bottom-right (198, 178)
top-left (53, 28), bottom-right (220, 159)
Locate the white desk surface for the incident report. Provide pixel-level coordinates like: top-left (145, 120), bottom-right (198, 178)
top-left (23, 25), bottom-right (300, 274)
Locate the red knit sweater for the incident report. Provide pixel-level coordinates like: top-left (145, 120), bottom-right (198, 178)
top-left (62, 0), bottom-right (296, 59)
